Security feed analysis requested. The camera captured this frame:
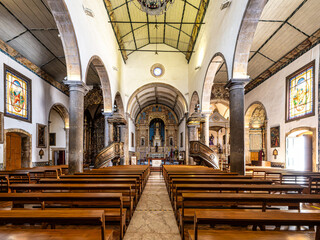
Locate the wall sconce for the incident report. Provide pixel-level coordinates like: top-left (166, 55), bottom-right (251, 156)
top-left (195, 66), bottom-right (201, 70)
top-left (39, 149), bottom-right (44, 159)
top-left (272, 149), bottom-right (278, 160)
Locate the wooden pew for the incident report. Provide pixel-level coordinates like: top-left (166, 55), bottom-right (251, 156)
top-left (192, 210), bottom-right (320, 240)
top-left (180, 193), bottom-right (320, 239)
top-left (169, 178), bottom-right (274, 200)
top-left (0, 192), bottom-right (123, 239)
top-left (0, 209), bottom-right (111, 240)
top-left (173, 184), bottom-right (305, 213)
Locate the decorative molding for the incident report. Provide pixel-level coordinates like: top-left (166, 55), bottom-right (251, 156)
top-left (246, 30), bottom-right (320, 93)
top-left (0, 39), bottom-right (68, 95)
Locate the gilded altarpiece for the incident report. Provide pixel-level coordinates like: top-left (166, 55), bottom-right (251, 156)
top-left (84, 87), bottom-right (105, 165)
top-left (135, 104), bottom-right (178, 159)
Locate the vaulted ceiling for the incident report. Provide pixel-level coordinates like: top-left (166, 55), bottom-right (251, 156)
top-left (127, 83), bottom-right (188, 121)
top-left (104, 0), bottom-right (209, 62)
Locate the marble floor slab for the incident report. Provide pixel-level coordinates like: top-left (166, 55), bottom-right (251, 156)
top-left (124, 172), bottom-right (181, 240)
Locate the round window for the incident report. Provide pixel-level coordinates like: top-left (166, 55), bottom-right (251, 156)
top-left (150, 64), bottom-right (165, 78)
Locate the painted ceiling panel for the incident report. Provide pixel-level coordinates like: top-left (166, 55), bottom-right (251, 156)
top-left (288, 0), bottom-right (320, 36)
top-left (260, 0), bottom-right (303, 21)
top-left (104, 0), bottom-right (209, 61)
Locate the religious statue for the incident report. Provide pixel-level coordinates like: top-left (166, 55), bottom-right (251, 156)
top-left (153, 121), bottom-right (162, 147)
top-left (155, 143), bottom-right (158, 152)
top-left (209, 134), bottom-right (214, 145)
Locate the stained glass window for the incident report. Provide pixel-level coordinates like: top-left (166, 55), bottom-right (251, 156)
top-left (287, 61), bottom-right (314, 122)
top-left (5, 65), bottom-right (31, 122)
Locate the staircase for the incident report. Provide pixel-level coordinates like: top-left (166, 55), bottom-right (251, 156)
top-left (189, 141), bottom-right (220, 169)
top-left (94, 142), bottom-right (124, 168)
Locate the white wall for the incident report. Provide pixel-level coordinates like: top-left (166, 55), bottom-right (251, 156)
top-left (121, 44), bottom-right (189, 113)
top-left (49, 109), bottom-right (66, 162)
top-left (245, 45), bottom-right (319, 166)
top-left (188, 0), bottom-right (249, 107)
top-left (0, 51), bottom-right (69, 166)
top-left (65, 0), bottom-right (123, 105)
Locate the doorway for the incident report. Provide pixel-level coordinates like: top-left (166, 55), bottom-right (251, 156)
top-left (52, 149), bottom-right (66, 165)
top-left (6, 133), bottom-right (22, 170)
top-left (5, 129), bottom-right (31, 170)
top-left (286, 130), bottom-right (313, 171)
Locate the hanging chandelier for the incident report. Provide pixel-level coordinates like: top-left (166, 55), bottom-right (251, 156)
top-left (136, 0), bottom-right (175, 15)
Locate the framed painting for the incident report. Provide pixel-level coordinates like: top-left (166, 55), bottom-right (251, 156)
top-left (4, 64), bottom-right (32, 122)
top-left (49, 133), bottom-right (56, 146)
top-left (180, 132), bottom-right (183, 148)
top-left (270, 126), bottom-right (280, 148)
top-left (286, 60), bottom-right (315, 122)
top-left (0, 112), bottom-right (3, 144)
top-left (37, 124), bottom-right (47, 148)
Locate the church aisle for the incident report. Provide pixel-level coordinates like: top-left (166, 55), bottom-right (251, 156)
top-left (124, 172), bottom-right (181, 240)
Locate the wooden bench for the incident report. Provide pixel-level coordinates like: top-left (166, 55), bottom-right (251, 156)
top-left (188, 230), bottom-right (315, 240)
top-left (192, 210), bottom-right (320, 240)
top-left (0, 209), bottom-right (109, 240)
top-left (9, 183), bottom-right (133, 223)
top-left (173, 184), bottom-right (305, 213)
top-left (0, 192), bottom-right (123, 238)
top-left (0, 229), bottom-right (113, 240)
top-left (180, 193), bottom-right (320, 239)
top-left (169, 179), bottom-right (274, 201)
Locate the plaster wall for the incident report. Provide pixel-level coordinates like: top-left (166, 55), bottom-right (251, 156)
top-left (65, 0), bottom-right (123, 106)
top-left (188, 0), bottom-right (249, 108)
top-left (0, 51), bottom-right (69, 166)
top-left (245, 45), bottom-right (319, 168)
top-left (121, 44), bottom-right (189, 114)
top-left (49, 110), bottom-right (66, 162)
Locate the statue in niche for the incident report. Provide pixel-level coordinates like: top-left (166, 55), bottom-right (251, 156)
top-left (155, 143), bottom-right (158, 152)
top-left (153, 122), bottom-right (162, 147)
top-left (209, 134), bottom-right (214, 145)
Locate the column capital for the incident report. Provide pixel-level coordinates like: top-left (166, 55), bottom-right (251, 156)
top-left (64, 80), bottom-right (89, 94)
top-left (225, 78), bottom-right (250, 90)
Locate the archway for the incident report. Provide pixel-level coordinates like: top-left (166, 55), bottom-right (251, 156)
top-left (201, 53), bottom-right (228, 112)
top-left (3, 129), bottom-right (32, 170)
top-left (47, 0), bottom-right (82, 81)
top-left (286, 127), bottom-right (316, 171)
top-left (48, 104), bottom-right (69, 166)
top-left (232, 0), bottom-right (267, 79)
top-left (189, 91), bottom-right (200, 116)
top-left (128, 83), bottom-right (187, 164)
top-left (245, 102), bottom-right (268, 166)
top-left (85, 56), bottom-right (113, 113)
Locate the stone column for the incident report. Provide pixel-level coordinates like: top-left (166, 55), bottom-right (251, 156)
top-left (226, 79), bottom-right (249, 175)
top-left (202, 112), bottom-right (210, 146)
top-left (184, 114), bottom-right (189, 165)
top-left (64, 81), bottom-right (88, 174)
top-left (187, 125), bottom-right (199, 166)
top-left (103, 112), bottom-right (113, 147)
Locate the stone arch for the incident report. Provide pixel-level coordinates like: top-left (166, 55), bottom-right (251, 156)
top-left (232, 0), bottom-right (267, 79)
top-left (3, 129), bottom-right (32, 170)
top-left (48, 103), bottom-right (69, 128)
top-left (286, 127), bottom-right (317, 171)
top-left (189, 91), bottom-right (200, 115)
top-left (201, 53), bottom-right (228, 112)
top-left (127, 83), bottom-right (188, 121)
top-left (47, 0), bottom-right (82, 81)
top-left (114, 92), bottom-right (125, 116)
top-left (244, 102), bottom-right (268, 164)
top-left (85, 56), bottom-right (113, 113)
top-left (48, 103), bottom-right (70, 165)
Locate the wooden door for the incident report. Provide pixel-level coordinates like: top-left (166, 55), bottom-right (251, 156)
top-left (6, 133), bottom-right (22, 170)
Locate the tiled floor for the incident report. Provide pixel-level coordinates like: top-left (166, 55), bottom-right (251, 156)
top-left (124, 172), bottom-right (181, 240)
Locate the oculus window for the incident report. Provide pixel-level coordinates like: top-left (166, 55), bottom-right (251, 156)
top-left (4, 65), bottom-right (32, 122)
top-left (286, 61), bottom-right (315, 122)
